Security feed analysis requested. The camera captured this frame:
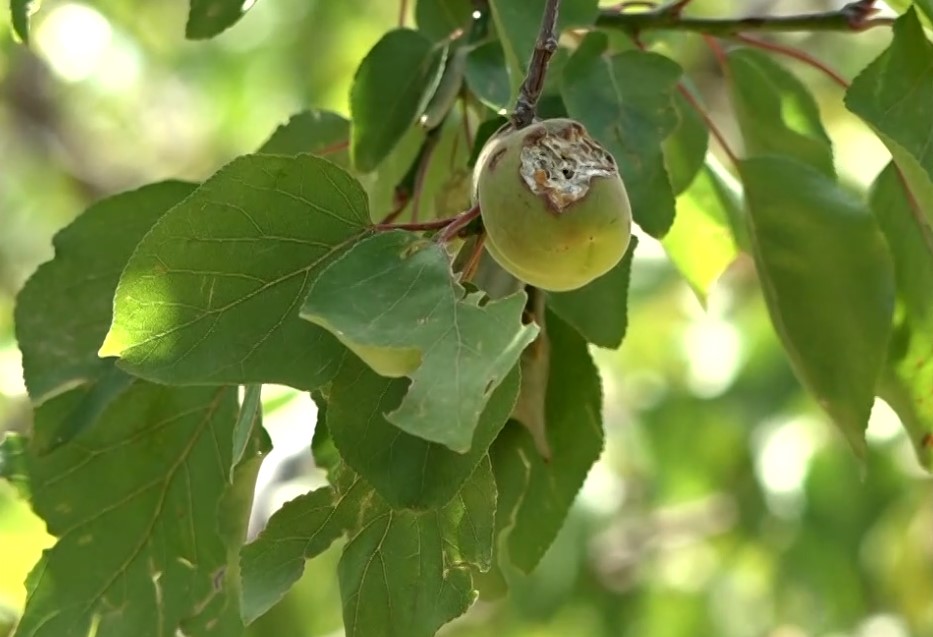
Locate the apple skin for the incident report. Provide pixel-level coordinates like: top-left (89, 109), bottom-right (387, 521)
top-left (473, 118), bottom-right (632, 292)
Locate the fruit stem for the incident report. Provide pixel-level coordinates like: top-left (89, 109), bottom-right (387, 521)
top-left (437, 204), bottom-right (482, 242)
top-left (511, 0), bottom-right (562, 130)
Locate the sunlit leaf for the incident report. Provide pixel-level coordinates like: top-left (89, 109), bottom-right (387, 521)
top-left (350, 29), bottom-right (446, 172)
top-left (741, 156), bottom-right (894, 454)
top-left (662, 162), bottom-right (740, 304)
top-left (561, 32), bottom-right (682, 238)
top-left (727, 47), bottom-right (834, 177)
top-left (869, 163), bottom-right (933, 470)
top-left (325, 354), bottom-right (519, 509)
top-left (7, 383), bottom-right (246, 637)
top-left (302, 230), bottom-right (536, 452)
top-left (16, 181), bottom-right (195, 403)
top-left (102, 154), bottom-right (370, 391)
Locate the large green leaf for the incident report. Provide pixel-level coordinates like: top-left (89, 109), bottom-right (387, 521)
top-left (741, 156), bottom-right (894, 454)
top-left (16, 181), bottom-right (195, 403)
top-left (727, 48), bottom-right (834, 177)
top-left (663, 89), bottom-right (709, 195)
top-left (302, 230), bottom-right (536, 452)
top-left (884, 0), bottom-right (933, 22)
top-left (338, 457), bottom-right (495, 637)
top-left (350, 29), bottom-right (446, 173)
top-left (101, 154), bottom-right (371, 390)
top-left (547, 237), bottom-right (637, 349)
top-left (325, 354), bottom-right (519, 509)
top-left (846, 8), bottom-right (933, 230)
top-left (258, 110), bottom-right (350, 168)
top-left (239, 478), bottom-right (365, 624)
top-left (4, 383), bottom-right (245, 637)
top-left (11, 0), bottom-right (31, 43)
top-left (662, 162), bottom-right (741, 304)
top-left (488, 0), bottom-right (598, 97)
top-left (416, 0), bottom-right (475, 41)
top-left (464, 41), bottom-right (511, 113)
top-left (869, 164), bottom-right (933, 470)
top-left (561, 32), bottom-right (682, 238)
top-left (491, 311), bottom-right (603, 572)
top-left (186, 0), bottom-right (254, 39)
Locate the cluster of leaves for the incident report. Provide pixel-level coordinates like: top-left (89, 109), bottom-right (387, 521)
top-left (3, 0), bottom-right (933, 636)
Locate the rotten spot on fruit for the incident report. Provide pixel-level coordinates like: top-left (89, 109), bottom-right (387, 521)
top-left (518, 121), bottom-right (617, 212)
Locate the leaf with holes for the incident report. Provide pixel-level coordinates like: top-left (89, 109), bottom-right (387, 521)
top-left (101, 154), bottom-right (371, 390)
top-left (302, 230), bottom-right (536, 452)
top-left (325, 355), bottom-right (518, 509)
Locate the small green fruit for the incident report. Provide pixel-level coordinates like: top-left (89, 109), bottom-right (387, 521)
top-left (473, 118), bottom-right (632, 291)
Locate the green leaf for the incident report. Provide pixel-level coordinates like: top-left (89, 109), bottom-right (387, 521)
top-left (186, 0), bottom-right (254, 39)
top-left (338, 457), bottom-right (495, 637)
top-left (464, 41), bottom-right (511, 113)
top-left (302, 230), bottom-right (537, 452)
top-left (662, 162), bottom-right (740, 304)
top-left (16, 181), bottom-right (196, 403)
top-left (239, 478), bottom-right (365, 624)
top-left (11, 0), bottom-right (32, 43)
top-left (231, 384), bottom-right (262, 473)
top-left (416, 0), bottom-right (475, 41)
top-left (846, 9), bottom-right (933, 230)
top-left (258, 110), bottom-right (350, 168)
top-left (310, 392), bottom-right (340, 476)
top-left (488, 0), bottom-right (599, 97)
top-left (547, 237), bottom-right (637, 349)
top-left (884, 0), bottom-right (933, 22)
top-left (727, 48), bottom-right (834, 177)
top-left (740, 156), bottom-right (895, 454)
top-left (663, 89), bottom-right (709, 195)
top-left (491, 311), bottom-right (603, 572)
top-left (326, 354), bottom-right (519, 509)
top-left (102, 154), bottom-right (371, 390)
top-left (561, 32), bottom-right (682, 238)
top-left (350, 29), bottom-right (446, 173)
top-left (869, 163), bottom-right (933, 470)
top-left (9, 383), bottom-right (246, 637)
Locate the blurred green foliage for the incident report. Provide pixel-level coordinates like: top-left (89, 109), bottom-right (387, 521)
top-left (1, 1), bottom-right (930, 636)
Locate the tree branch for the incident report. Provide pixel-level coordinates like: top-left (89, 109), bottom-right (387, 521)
top-left (596, 0), bottom-right (893, 36)
top-left (511, 0), bottom-right (561, 129)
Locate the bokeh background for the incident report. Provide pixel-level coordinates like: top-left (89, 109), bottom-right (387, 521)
top-left (1, 1), bottom-right (930, 636)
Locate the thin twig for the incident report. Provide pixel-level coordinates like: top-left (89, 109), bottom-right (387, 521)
top-left (597, 0), bottom-right (892, 36)
top-left (676, 83), bottom-right (738, 168)
top-left (460, 235), bottom-right (487, 283)
top-left (374, 216), bottom-right (456, 232)
top-left (512, 0), bottom-right (561, 129)
top-left (399, 0), bottom-right (409, 28)
top-left (732, 34), bottom-right (849, 89)
top-left (411, 134), bottom-right (439, 222)
top-left (318, 139), bottom-right (349, 156)
top-left (437, 205), bottom-right (482, 242)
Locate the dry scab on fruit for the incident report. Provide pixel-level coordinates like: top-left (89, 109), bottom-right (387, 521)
top-left (473, 118), bottom-right (633, 292)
